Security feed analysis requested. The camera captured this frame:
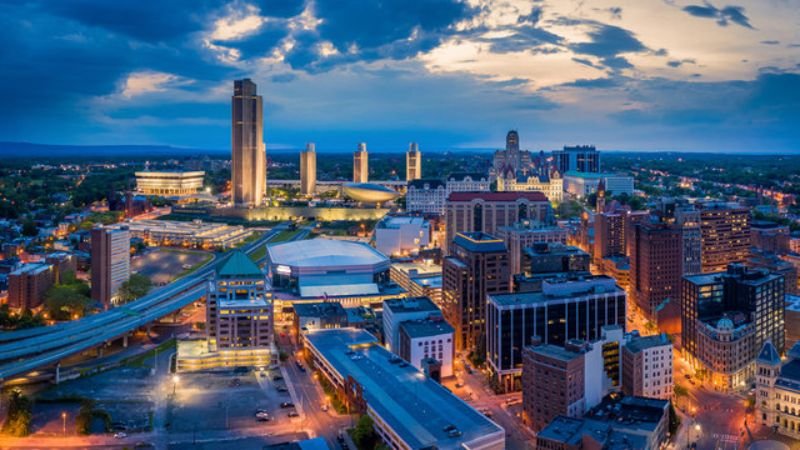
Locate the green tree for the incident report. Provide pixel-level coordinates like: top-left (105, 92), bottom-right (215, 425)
top-left (2, 389), bottom-right (32, 436)
top-left (44, 280), bottom-right (91, 321)
top-left (117, 274), bottom-right (152, 304)
top-left (21, 221), bottom-right (39, 237)
top-left (351, 415), bottom-right (380, 450)
top-left (668, 401), bottom-right (681, 436)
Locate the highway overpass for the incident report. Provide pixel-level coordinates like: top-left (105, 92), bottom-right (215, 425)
top-left (0, 224), bottom-right (306, 382)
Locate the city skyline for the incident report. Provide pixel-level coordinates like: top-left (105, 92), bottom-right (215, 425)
top-left (0, 1), bottom-right (799, 153)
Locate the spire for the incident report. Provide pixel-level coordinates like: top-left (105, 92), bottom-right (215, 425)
top-left (217, 250), bottom-right (263, 279)
top-left (757, 340), bottom-right (781, 366)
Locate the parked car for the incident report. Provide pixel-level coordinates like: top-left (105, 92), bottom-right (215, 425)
top-left (114, 432), bottom-right (127, 439)
top-left (287, 411), bottom-right (299, 417)
top-left (280, 402), bottom-right (295, 408)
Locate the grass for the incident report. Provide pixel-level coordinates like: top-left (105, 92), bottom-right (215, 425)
top-left (125, 338), bottom-right (177, 368)
top-left (271, 229), bottom-right (303, 243)
top-left (172, 253), bottom-right (214, 280)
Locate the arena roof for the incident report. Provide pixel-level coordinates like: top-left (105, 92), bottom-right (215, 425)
top-left (267, 239), bottom-right (388, 268)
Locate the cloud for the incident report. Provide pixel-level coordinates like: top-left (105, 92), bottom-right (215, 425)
top-left (569, 23), bottom-right (647, 71)
top-left (666, 58), bottom-right (697, 68)
top-left (682, 2), bottom-right (753, 29)
top-left (120, 72), bottom-right (192, 98)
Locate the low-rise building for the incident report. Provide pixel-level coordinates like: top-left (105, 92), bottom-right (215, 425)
top-left (622, 333), bottom-right (673, 400)
top-left (389, 261), bottom-right (442, 306)
top-left (751, 220), bottom-right (790, 254)
top-left (303, 328), bottom-right (505, 449)
top-left (397, 317), bottom-right (454, 379)
top-left (535, 395), bottom-right (670, 450)
top-left (293, 302), bottom-right (348, 336)
top-left (109, 219), bottom-right (253, 249)
top-left (135, 170), bottom-right (205, 196)
top-left (756, 340), bottom-right (800, 439)
top-left (523, 342), bottom-right (586, 431)
top-left (7, 263), bottom-right (54, 310)
top-left (373, 215), bottom-right (430, 258)
top-left (382, 296), bottom-right (441, 352)
top-left (563, 172), bottom-right (634, 198)
top-left (406, 179), bottom-right (447, 215)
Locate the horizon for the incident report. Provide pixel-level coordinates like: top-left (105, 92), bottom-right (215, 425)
top-left (1, 1), bottom-right (799, 152)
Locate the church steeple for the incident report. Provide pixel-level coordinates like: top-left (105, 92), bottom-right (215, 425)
top-left (596, 178), bottom-right (606, 213)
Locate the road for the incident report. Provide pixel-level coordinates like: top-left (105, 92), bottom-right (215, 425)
top-left (0, 224), bottom-right (287, 382)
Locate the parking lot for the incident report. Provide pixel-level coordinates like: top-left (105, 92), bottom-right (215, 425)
top-left (169, 368), bottom-right (299, 433)
top-left (132, 249), bottom-right (212, 285)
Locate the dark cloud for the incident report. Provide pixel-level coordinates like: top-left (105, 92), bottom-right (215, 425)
top-left (484, 26), bottom-right (564, 53)
top-left (216, 21), bottom-right (289, 60)
top-left (682, 2), bottom-right (753, 29)
top-left (271, 73), bottom-right (298, 83)
top-left (561, 77), bottom-right (623, 89)
top-left (760, 40), bottom-right (780, 45)
top-left (569, 24), bottom-right (647, 71)
top-left (667, 58), bottom-right (697, 68)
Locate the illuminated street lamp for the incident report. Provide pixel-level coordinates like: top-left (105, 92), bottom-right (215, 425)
top-left (172, 374), bottom-right (180, 396)
top-left (61, 411), bottom-right (67, 436)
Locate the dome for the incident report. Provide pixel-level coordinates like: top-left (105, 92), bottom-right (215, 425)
top-left (716, 317), bottom-right (734, 331)
top-left (342, 183), bottom-right (400, 203)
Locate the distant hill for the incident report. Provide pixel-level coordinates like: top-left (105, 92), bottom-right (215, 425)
top-left (0, 142), bottom-right (228, 159)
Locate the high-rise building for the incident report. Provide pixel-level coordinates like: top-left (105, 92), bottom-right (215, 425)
top-left (444, 191), bottom-right (552, 254)
top-left (206, 251), bottom-right (274, 356)
top-left (90, 226), bottom-right (130, 308)
top-left (300, 142), bottom-right (317, 196)
top-left (553, 145), bottom-right (601, 173)
top-left (406, 142), bottom-right (421, 181)
top-left (487, 276), bottom-right (626, 391)
top-left (698, 202), bottom-right (751, 273)
top-left (231, 79), bottom-right (267, 207)
top-left (495, 222), bottom-right (568, 276)
top-left (442, 232), bottom-right (510, 352)
top-left (353, 142), bottom-right (369, 183)
top-left (675, 206), bottom-right (703, 275)
top-left (630, 222), bottom-right (683, 331)
top-left (682, 264), bottom-right (785, 390)
top-left (8, 263), bottom-right (54, 310)
top-left (621, 333), bottom-right (674, 400)
top-left (751, 220), bottom-right (791, 254)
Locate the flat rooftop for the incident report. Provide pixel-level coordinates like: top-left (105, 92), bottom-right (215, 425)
top-left (529, 344), bottom-right (584, 362)
top-left (305, 329), bottom-right (503, 449)
top-left (294, 301), bottom-right (346, 318)
top-left (625, 334), bottom-right (671, 353)
top-left (400, 318), bottom-right (454, 339)
top-left (391, 261), bottom-right (442, 277)
top-left (384, 297), bottom-right (439, 314)
top-left (377, 216), bottom-right (427, 228)
top-left (490, 275), bottom-right (622, 307)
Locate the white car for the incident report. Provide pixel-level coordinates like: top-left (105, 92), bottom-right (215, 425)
top-left (114, 432), bottom-right (127, 439)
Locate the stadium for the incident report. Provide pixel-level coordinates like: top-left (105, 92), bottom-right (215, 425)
top-left (342, 182), bottom-right (400, 203)
top-left (265, 239), bottom-right (391, 297)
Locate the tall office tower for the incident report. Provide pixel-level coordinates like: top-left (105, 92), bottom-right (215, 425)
top-left (90, 226), bottom-right (130, 308)
top-left (552, 145), bottom-right (601, 173)
top-left (675, 207), bottom-right (703, 275)
top-left (698, 202), bottom-right (751, 273)
top-left (205, 251), bottom-right (274, 367)
top-left (231, 79), bottom-right (266, 208)
top-left (630, 222), bottom-right (683, 330)
top-left (593, 211), bottom-right (626, 262)
top-left (442, 232), bottom-right (510, 352)
top-left (444, 191), bottom-right (552, 254)
top-left (353, 142), bottom-right (369, 183)
top-left (300, 142), bottom-right (317, 196)
top-left (682, 263), bottom-right (785, 391)
top-left (406, 142), bottom-right (422, 181)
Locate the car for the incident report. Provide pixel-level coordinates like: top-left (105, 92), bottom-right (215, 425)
top-left (280, 402), bottom-right (295, 408)
top-left (273, 375), bottom-right (283, 381)
top-left (114, 432), bottom-right (128, 439)
top-left (277, 386), bottom-right (289, 393)
top-left (321, 404), bottom-right (329, 412)
top-left (256, 415), bottom-right (270, 422)
top-left (288, 411), bottom-right (299, 417)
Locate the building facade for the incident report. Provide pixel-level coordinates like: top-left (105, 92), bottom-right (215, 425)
top-left (7, 263), bottom-right (54, 310)
top-left (630, 222), bottom-right (683, 329)
top-left (682, 264), bottom-right (785, 391)
top-left (406, 142), bottom-right (421, 181)
top-left (135, 171), bottom-right (205, 196)
top-left (90, 226), bottom-right (130, 308)
top-left (373, 215), bottom-right (430, 257)
top-left (353, 142), bottom-right (368, 183)
top-left (382, 296), bottom-right (442, 352)
top-left (621, 333), bottom-right (674, 400)
top-left (397, 317), bottom-right (454, 378)
top-left (231, 79), bottom-right (267, 208)
top-left (522, 343), bottom-right (586, 431)
top-left (299, 142), bottom-right (317, 196)
top-left (496, 171), bottom-right (564, 203)
top-left (756, 340), bottom-right (800, 439)
top-left (442, 232), bottom-right (510, 352)
top-left (698, 202), bottom-right (751, 273)
top-left (563, 172), bottom-right (633, 198)
top-left (495, 223), bottom-right (568, 276)
top-left (444, 191), bottom-right (552, 253)
top-left (553, 145), bottom-right (600, 174)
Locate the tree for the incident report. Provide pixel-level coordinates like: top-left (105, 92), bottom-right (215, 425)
top-left (45, 280), bottom-right (91, 321)
top-left (117, 274), bottom-right (152, 304)
top-left (21, 221), bottom-right (38, 237)
top-left (351, 415), bottom-right (380, 449)
top-left (668, 401), bottom-right (681, 436)
top-left (2, 389), bottom-right (32, 436)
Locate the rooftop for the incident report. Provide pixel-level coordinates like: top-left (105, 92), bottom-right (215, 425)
top-left (490, 275), bottom-right (622, 307)
top-left (384, 297), bottom-right (440, 314)
top-left (293, 301), bottom-right (346, 319)
top-left (304, 329), bottom-right (504, 449)
top-left (218, 251), bottom-right (263, 279)
top-left (267, 238), bottom-right (388, 268)
top-left (625, 334), bottom-right (671, 353)
top-left (452, 232), bottom-right (507, 253)
top-left (446, 191), bottom-right (548, 202)
top-left (399, 318), bottom-right (454, 339)
top-left (447, 172), bottom-right (488, 181)
top-left (408, 179), bottom-right (445, 189)
top-left (563, 171), bottom-right (628, 179)
top-left (529, 343), bottom-right (585, 362)
top-left (377, 216), bottom-right (428, 229)
top-left (10, 263), bottom-right (51, 276)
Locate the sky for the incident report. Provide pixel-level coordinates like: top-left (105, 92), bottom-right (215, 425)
top-left (0, 0), bottom-right (799, 153)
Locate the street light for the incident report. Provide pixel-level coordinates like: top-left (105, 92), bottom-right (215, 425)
top-left (61, 411), bottom-right (67, 436)
top-left (172, 374), bottom-right (180, 396)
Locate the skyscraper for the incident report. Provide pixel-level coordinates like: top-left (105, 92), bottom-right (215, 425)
top-left (300, 142), bottom-right (316, 196)
top-left (231, 79), bottom-right (266, 208)
top-left (697, 202), bottom-right (750, 273)
top-left (353, 142), bottom-right (368, 183)
top-left (406, 142), bottom-right (421, 181)
top-left (442, 232), bottom-right (510, 352)
top-left (630, 222), bottom-right (683, 328)
top-left (552, 145), bottom-right (601, 173)
top-left (91, 226), bottom-right (130, 308)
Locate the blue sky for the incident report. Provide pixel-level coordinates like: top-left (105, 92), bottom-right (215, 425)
top-left (0, 0), bottom-right (799, 152)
